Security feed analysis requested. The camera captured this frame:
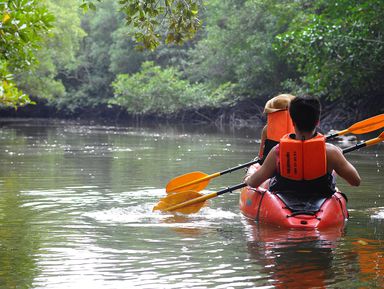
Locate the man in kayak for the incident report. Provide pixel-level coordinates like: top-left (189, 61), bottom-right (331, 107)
top-left (258, 94), bottom-right (296, 163)
top-left (245, 95), bottom-right (361, 196)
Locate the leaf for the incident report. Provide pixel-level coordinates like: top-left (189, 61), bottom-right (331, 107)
top-left (88, 3), bottom-right (97, 11)
top-left (2, 13), bottom-right (11, 23)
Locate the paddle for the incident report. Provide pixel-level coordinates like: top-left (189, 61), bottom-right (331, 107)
top-left (343, 131), bottom-right (384, 153)
top-left (166, 114), bottom-right (384, 194)
top-left (154, 183), bottom-right (246, 214)
top-left (326, 114), bottom-right (384, 138)
top-left (153, 131), bottom-right (384, 213)
top-left (165, 159), bottom-right (259, 194)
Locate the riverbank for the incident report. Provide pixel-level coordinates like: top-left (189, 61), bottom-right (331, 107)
top-left (1, 96), bottom-right (382, 131)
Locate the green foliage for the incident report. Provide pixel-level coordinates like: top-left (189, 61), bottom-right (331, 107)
top-left (0, 0), bottom-right (53, 107)
top-left (48, 0), bottom-right (119, 112)
top-left (16, 0), bottom-right (85, 102)
top-left (50, 0), bottom-right (202, 113)
top-left (109, 23), bottom-right (148, 75)
top-left (0, 76), bottom-right (33, 108)
top-left (185, 0), bottom-right (295, 100)
top-left (110, 61), bottom-right (233, 115)
top-left (2, 0), bottom-right (383, 117)
top-left (81, 0), bottom-right (202, 50)
top-left (275, 0), bottom-right (384, 100)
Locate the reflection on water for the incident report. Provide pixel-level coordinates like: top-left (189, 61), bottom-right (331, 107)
top-left (369, 207), bottom-right (384, 220)
top-left (0, 118), bottom-right (383, 288)
top-left (351, 238), bottom-right (384, 289)
top-left (244, 220), bottom-right (343, 289)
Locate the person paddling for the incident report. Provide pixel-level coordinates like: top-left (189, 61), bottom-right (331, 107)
top-left (245, 95), bottom-right (361, 196)
top-left (258, 94), bottom-right (296, 163)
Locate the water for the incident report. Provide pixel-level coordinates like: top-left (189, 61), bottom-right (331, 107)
top-left (0, 118), bottom-right (383, 289)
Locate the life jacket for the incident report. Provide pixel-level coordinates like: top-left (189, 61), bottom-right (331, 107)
top-left (279, 133), bottom-right (327, 180)
top-left (269, 133), bottom-right (335, 196)
top-left (260, 110), bottom-right (294, 161)
top-left (266, 110), bottom-right (294, 142)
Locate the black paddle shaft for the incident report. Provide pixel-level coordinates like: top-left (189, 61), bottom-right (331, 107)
top-left (342, 142), bottom-right (367, 154)
top-left (217, 183), bottom-right (247, 196)
top-left (220, 159), bottom-right (260, 175)
top-left (325, 133), bottom-right (338, 140)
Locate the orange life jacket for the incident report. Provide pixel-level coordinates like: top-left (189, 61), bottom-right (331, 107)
top-left (279, 133), bottom-right (327, 181)
top-left (266, 110), bottom-right (294, 142)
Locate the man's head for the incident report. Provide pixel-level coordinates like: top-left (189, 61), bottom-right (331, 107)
top-left (289, 96), bottom-right (321, 132)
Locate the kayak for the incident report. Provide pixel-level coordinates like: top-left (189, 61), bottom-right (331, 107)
top-left (239, 164), bottom-right (349, 229)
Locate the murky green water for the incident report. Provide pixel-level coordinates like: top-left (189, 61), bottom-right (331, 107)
top-left (0, 118), bottom-right (383, 289)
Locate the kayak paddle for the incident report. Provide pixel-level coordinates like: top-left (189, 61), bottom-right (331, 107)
top-left (165, 159), bottom-right (259, 194)
top-left (343, 131), bottom-right (384, 153)
top-left (325, 113), bottom-right (384, 139)
top-left (166, 114), bottom-right (384, 194)
top-left (154, 183), bottom-right (246, 214)
top-left (154, 131), bottom-right (384, 214)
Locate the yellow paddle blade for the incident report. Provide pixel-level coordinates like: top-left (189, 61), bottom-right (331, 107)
top-left (153, 191), bottom-right (207, 214)
top-left (366, 131), bottom-right (384, 146)
top-left (347, 114), bottom-right (384, 134)
top-left (166, 171), bottom-right (217, 194)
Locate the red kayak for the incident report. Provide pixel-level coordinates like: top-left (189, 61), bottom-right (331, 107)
top-left (239, 164), bottom-right (348, 229)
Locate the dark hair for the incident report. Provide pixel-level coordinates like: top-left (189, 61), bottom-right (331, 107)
top-left (289, 96), bottom-right (321, 132)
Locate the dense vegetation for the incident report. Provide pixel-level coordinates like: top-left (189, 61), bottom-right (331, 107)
top-left (1, 0), bottom-right (383, 125)
top-left (0, 1), bottom-right (53, 107)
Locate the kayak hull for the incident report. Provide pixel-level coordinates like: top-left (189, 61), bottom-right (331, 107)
top-left (239, 165), bottom-right (348, 229)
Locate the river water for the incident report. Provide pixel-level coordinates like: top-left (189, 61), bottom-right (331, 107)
top-left (0, 118), bottom-right (382, 289)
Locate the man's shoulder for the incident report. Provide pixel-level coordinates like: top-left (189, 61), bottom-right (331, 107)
top-left (325, 143), bottom-right (344, 166)
top-left (325, 142), bottom-right (341, 152)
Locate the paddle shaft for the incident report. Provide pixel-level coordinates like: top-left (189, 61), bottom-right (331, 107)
top-left (326, 114), bottom-right (384, 139)
top-left (326, 131), bottom-right (345, 140)
top-left (343, 133), bottom-right (383, 154)
top-left (168, 159), bottom-right (260, 192)
top-left (220, 159), bottom-right (260, 175)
